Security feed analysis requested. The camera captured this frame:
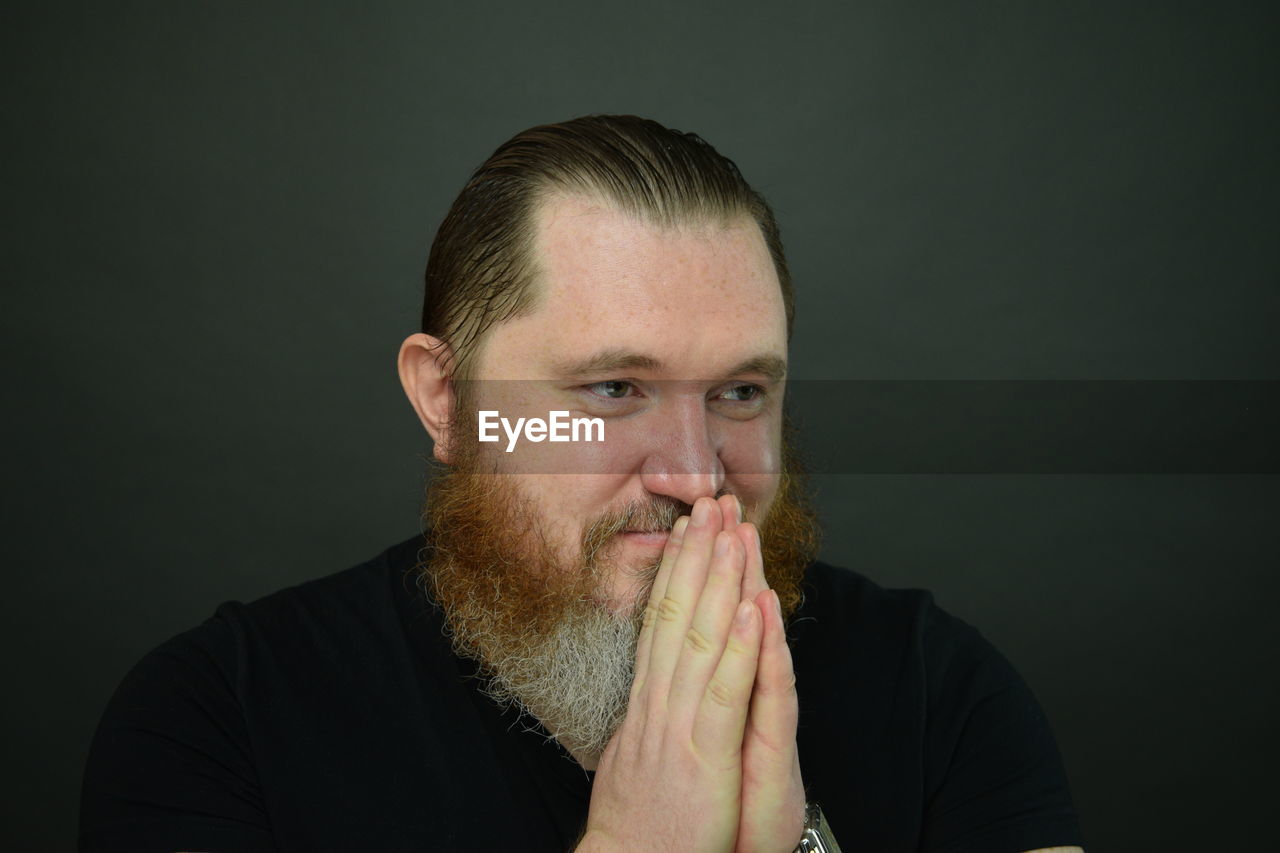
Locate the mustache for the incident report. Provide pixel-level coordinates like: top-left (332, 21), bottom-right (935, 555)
top-left (581, 487), bottom-right (750, 557)
top-left (587, 495), bottom-right (688, 536)
top-left (580, 496), bottom-right (691, 569)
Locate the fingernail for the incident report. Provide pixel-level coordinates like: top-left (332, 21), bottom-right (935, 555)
top-left (692, 498), bottom-right (711, 526)
top-left (672, 516), bottom-right (689, 541)
top-left (714, 530), bottom-right (729, 556)
top-left (735, 600), bottom-right (754, 628)
top-left (736, 496), bottom-right (745, 523)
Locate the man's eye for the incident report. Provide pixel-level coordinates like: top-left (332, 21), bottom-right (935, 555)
top-left (721, 384), bottom-right (764, 402)
top-left (587, 380), bottom-right (636, 399)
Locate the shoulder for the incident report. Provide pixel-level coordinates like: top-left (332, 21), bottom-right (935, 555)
top-left (791, 559), bottom-right (974, 671)
top-left (792, 561), bottom-right (1083, 851)
top-left (203, 532), bottom-right (429, 659)
top-left (80, 533), bottom-right (431, 850)
top-left (232, 532), bottom-right (427, 623)
top-left (793, 559), bottom-right (1011, 678)
top-left (795, 559), bottom-right (936, 627)
top-left (93, 530), bottom-right (430, 715)
top-left (792, 558), bottom-right (1038, 740)
top-left (110, 534), bottom-right (426, 688)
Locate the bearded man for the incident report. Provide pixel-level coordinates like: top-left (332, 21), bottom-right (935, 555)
top-left (80, 115), bottom-right (1084, 853)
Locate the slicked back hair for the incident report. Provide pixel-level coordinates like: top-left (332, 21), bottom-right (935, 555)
top-left (420, 115), bottom-right (794, 379)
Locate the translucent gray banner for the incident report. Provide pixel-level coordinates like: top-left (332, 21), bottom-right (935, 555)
top-left (786, 380), bottom-right (1279, 474)
top-left (446, 380), bottom-right (1280, 474)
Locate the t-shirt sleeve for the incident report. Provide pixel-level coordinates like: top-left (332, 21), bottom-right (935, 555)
top-left (79, 610), bottom-right (277, 853)
top-left (918, 602), bottom-right (1085, 853)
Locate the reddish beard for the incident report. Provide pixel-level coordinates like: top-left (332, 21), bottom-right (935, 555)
top-left (416, 425), bottom-right (819, 757)
top-left (417, 430), bottom-right (820, 679)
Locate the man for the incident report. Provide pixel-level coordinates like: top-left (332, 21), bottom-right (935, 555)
top-left (80, 115), bottom-right (1084, 852)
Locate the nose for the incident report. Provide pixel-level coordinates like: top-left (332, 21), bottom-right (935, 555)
top-left (638, 395), bottom-right (725, 507)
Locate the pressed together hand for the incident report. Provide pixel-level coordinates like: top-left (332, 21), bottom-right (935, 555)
top-left (578, 495), bottom-right (806, 853)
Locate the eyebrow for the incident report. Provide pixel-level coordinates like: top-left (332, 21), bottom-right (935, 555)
top-left (552, 349), bottom-right (787, 382)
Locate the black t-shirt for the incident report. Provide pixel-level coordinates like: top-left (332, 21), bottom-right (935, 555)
top-left (79, 534), bottom-right (1083, 852)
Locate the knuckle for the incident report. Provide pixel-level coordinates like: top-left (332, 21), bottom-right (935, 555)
top-left (683, 626), bottom-right (713, 655)
top-left (755, 671), bottom-right (798, 698)
top-left (657, 596), bottom-right (683, 623)
top-left (706, 677), bottom-right (736, 709)
top-left (746, 727), bottom-right (796, 763)
top-left (722, 636), bottom-right (753, 660)
top-left (710, 555), bottom-right (740, 582)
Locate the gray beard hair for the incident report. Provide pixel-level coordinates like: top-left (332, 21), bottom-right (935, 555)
top-left (476, 599), bottom-right (642, 762)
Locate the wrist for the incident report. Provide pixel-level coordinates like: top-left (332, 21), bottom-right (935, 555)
top-left (793, 802), bottom-right (841, 853)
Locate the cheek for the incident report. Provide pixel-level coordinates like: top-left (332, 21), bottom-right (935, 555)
top-left (719, 418), bottom-right (782, 517)
top-left (510, 473), bottom-right (629, 548)
top-left (716, 411), bottom-right (781, 474)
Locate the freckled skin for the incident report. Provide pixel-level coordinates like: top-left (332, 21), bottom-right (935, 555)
top-left (469, 195), bottom-right (789, 611)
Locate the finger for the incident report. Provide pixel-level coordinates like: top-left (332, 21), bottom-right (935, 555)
top-left (746, 589), bottom-right (799, 756)
top-left (632, 514), bottom-right (689, 696)
top-left (737, 521), bottom-right (769, 608)
top-left (668, 530), bottom-right (748, 720)
top-left (717, 493), bottom-right (742, 533)
top-left (692, 599), bottom-right (762, 762)
top-left (718, 494), bottom-right (750, 603)
top-left (643, 497), bottom-right (723, 705)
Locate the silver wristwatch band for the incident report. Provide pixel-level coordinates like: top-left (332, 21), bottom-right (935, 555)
top-left (794, 802), bottom-right (842, 853)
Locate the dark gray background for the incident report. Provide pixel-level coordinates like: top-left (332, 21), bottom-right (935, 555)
top-left (5, 1), bottom-right (1277, 850)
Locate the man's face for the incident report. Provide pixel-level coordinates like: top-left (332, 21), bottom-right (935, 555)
top-left (419, 193), bottom-right (811, 761)
top-left (459, 194), bottom-right (790, 613)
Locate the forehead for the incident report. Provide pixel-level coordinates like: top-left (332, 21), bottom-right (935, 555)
top-left (475, 194), bottom-right (787, 378)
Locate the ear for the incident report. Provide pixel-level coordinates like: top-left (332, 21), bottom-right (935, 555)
top-left (397, 333), bottom-right (458, 465)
